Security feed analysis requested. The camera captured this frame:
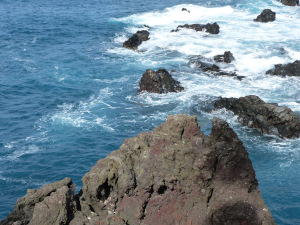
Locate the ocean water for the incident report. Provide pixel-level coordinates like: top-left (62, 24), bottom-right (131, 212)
top-left (0, 0), bottom-right (299, 224)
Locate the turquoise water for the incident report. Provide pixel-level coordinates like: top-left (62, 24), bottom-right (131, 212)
top-left (0, 0), bottom-right (299, 224)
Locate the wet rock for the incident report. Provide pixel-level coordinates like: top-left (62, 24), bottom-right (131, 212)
top-left (123, 30), bottom-right (150, 50)
top-left (280, 0), bottom-right (299, 6)
top-left (80, 114), bottom-right (275, 224)
top-left (214, 95), bottom-right (300, 138)
top-left (138, 69), bottom-right (184, 93)
top-left (182, 8), bottom-right (190, 13)
top-left (214, 51), bottom-right (235, 63)
top-left (254, 9), bottom-right (276, 22)
top-left (266, 60), bottom-right (300, 77)
top-left (190, 56), bottom-right (244, 80)
top-left (172, 22), bottom-right (220, 34)
top-left (1, 178), bottom-right (76, 225)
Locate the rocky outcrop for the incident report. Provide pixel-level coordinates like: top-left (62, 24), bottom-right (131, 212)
top-left (123, 30), bottom-right (150, 50)
top-left (1, 178), bottom-right (75, 225)
top-left (172, 23), bottom-right (220, 34)
top-left (214, 51), bottom-right (235, 63)
top-left (138, 69), bottom-right (184, 93)
top-left (266, 60), bottom-right (300, 77)
top-left (1, 115), bottom-right (276, 225)
top-left (214, 95), bottom-right (300, 139)
top-left (280, 0), bottom-right (299, 6)
top-left (190, 56), bottom-right (244, 80)
top-left (254, 9), bottom-right (276, 23)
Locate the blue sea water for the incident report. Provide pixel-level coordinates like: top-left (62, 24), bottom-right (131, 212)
top-left (0, 0), bottom-right (299, 224)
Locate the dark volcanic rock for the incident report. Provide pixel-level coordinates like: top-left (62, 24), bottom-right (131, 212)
top-left (1, 178), bottom-right (76, 225)
top-left (79, 115), bottom-right (275, 224)
top-left (138, 69), bottom-right (184, 93)
top-left (190, 56), bottom-right (244, 80)
top-left (266, 60), bottom-right (300, 77)
top-left (214, 51), bottom-right (235, 63)
top-left (280, 0), bottom-right (299, 6)
top-left (254, 9), bottom-right (276, 22)
top-left (214, 95), bottom-right (300, 138)
top-left (1, 115), bottom-right (276, 225)
top-left (172, 22), bottom-right (220, 34)
top-left (123, 30), bottom-right (150, 50)
top-left (182, 8), bottom-right (190, 13)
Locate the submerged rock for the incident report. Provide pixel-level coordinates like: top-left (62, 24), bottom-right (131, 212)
top-left (190, 56), bottom-right (244, 80)
top-left (214, 51), bottom-right (235, 63)
top-left (182, 8), bottom-right (190, 13)
top-left (172, 22), bottom-right (220, 34)
top-left (1, 115), bottom-right (276, 224)
top-left (138, 69), bottom-right (184, 93)
top-left (266, 60), bottom-right (300, 77)
top-left (1, 178), bottom-right (76, 225)
top-left (214, 95), bottom-right (300, 139)
top-left (254, 9), bottom-right (276, 22)
top-left (280, 0), bottom-right (299, 6)
top-left (123, 30), bottom-right (150, 50)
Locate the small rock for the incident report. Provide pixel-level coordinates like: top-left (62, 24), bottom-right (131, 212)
top-left (214, 51), bottom-right (235, 63)
top-left (182, 8), bottom-right (190, 13)
top-left (123, 30), bottom-right (150, 50)
top-left (280, 0), bottom-right (299, 6)
top-left (266, 60), bottom-right (300, 76)
top-left (214, 95), bottom-right (300, 138)
top-left (171, 23), bottom-right (220, 34)
top-left (254, 9), bottom-right (276, 22)
top-left (138, 69), bottom-right (184, 94)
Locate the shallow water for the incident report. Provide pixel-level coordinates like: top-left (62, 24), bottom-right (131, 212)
top-left (0, 0), bottom-right (299, 224)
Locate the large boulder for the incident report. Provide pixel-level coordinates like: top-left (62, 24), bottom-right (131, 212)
top-left (79, 114), bottom-right (275, 224)
top-left (1, 115), bottom-right (276, 225)
top-left (266, 60), bottom-right (300, 76)
top-left (214, 95), bottom-right (300, 138)
top-left (138, 69), bottom-right (184, 93)
top-left (254, 9), bottom-right (276, 23)
top-left (214, 51), bottom-right (235, 63)
top-left (123, 30), bottom-right (150, 50)
top-left (172, 22), bottom-right (220, 34)
top-left (1, 178), bottom-right (76, 225)
top-left (280, 0), bottom-right (299, 6)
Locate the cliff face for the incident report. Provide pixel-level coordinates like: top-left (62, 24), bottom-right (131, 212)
top-left (1, 115), bottom-right (276, 225)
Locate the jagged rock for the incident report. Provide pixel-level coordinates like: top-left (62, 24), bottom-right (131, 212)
top-left (138, 69), bottom-right (184, 93)
top-left (182, 8), bottom-right (190, 13)
top-left (1, 115), bottom-right (276, 224)
top-left (214, 95), bottom-right (300, 138)
top-left (190, 56), bottom-right (244, 80)
top-left (254, 9), bottom-right (276, 22)
top-left (79, 114), bottom-right (275, 224)
top-left (123, 30), bottom-right (150, 50)
top-left (171, 22), bottom-right (220, 34)
top-left (280, 0), bottom-right (299, 6)
top-left (1, 178), bottom-right (75, 225)
top-left (214, 51), bottom-right (235, 63)
top-left (266, 60), bottom-right (300, 77)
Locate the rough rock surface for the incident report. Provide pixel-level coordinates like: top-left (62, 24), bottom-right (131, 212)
top-left (214, 51), bottom-right (235, 63)
top-left (190, 56), bottom-right (244, 80)
top-left (138, 69), bottom-right (184, 93)
top-left (214, 95), bottom-right (300, 139)
top-left (123, 30), bottom-right (150, 50)
top-left (172, 23), bottom-right (220, 34)
top-left (266, 60), bottom-right (300, 77)
top-left (254, 9), bottom-right (276, 22)
top-left (1, 178), bottom-right (75, 225)
top-left (1, 115), bottom-right (276, 225)
top-left (280, 0), bottom-right (299, 6)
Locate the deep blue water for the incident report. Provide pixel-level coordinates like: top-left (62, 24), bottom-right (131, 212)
top-left (0, 0), bottom-right (300, 224)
